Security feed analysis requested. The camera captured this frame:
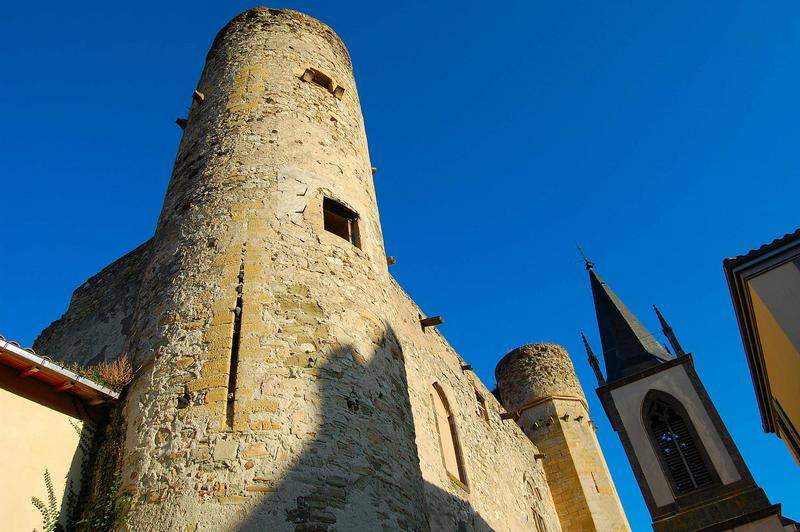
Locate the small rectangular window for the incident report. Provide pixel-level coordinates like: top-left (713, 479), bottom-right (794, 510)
top-left (301, 67), bottom-right (343, 99)
top-left (323, 197), bottom-right (361, 248)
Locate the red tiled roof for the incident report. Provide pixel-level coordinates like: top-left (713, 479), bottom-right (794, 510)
top-left (723, 228), bottom-right (800, 269)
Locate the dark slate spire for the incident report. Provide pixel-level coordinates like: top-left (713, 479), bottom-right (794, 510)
top-left (588, 266), bottom-right (672, 382)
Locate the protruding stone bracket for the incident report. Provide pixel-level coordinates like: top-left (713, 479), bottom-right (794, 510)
top-left (192, 90), bottom-right (205, 104)
top-left (500, 411), bottom-right (520, 421)
top-left (386, 256), bottom-right (396, 266)
top-left (534, 453), bottom-right (546, 461)
top-left (420, 316), bottom-right (443, 329)
top-left (371, 167), bottom-right (377, 175)
top-left (176, 118), bottom-right (188, 130)
top-left (460, 364), bottom-right (473, 372)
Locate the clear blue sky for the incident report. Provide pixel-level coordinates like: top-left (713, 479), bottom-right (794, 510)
top-left (2, 1), bottom-right (799, 528)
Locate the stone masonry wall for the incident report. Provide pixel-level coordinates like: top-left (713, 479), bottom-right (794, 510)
top-left (385, 279), bottom-right (561, 531)
top-left (36, 8), bottom-right (565, 531)
top-left (34, 239), bottom-right (152, 365)
top-left (518, 398), bottom-right (629, 532)
top-left (117, 8), bottom-right (426, 530)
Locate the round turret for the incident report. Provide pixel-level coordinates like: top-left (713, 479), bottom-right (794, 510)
top-left (495, 343), bottom-right (586, 413)
top-left (118, 8), bottom-right (425, 530)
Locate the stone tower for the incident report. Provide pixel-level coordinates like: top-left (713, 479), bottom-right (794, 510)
top-left (585, 265), bottom-right (793, 531)
top-left (117, 7), bottom-right (427, 530)
top-left (495, 343), bottom-right (630, 531)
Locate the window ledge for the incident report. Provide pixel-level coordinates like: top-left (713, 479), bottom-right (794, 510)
top-left (447, 473), bottom-right (469, 493)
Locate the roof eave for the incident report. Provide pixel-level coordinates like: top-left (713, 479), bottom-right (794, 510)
top-left (0, 339), bottom-right (119, 403)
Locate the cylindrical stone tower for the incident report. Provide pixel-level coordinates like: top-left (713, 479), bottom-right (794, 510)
top-left (119, 8), bottom-right (427, 530)
top-left (496, 344), bottom-right (630, 532)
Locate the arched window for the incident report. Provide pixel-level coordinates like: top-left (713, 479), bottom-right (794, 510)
top-left (644, 391), bottom-right (715, 495)
top-left (431, 383), bottom-right (467, 486)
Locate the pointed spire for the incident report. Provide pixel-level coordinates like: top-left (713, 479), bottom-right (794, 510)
top-left (653, 305), bottom-right (686, 357)
top-left (588, 266), bottom-right (672, 382)
top-left (581, 331), bottom-right (606, 385)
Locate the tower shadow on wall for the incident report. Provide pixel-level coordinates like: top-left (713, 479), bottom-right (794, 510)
top-left (234, 325), bottom-right (494, 532)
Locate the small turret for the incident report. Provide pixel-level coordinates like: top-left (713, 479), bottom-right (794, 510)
top-left (496, 343), bottom-right (586, 410)
top-left (496, 344), bottom-right (630, 532)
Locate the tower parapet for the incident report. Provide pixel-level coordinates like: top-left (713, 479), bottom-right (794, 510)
top-left (496, 343), bottom-right (586, 408)
top-left (496, 343), bottom-right (630, 532)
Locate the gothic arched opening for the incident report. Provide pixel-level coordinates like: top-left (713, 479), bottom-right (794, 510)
top-left (643, 391), bottom-right (717, 496)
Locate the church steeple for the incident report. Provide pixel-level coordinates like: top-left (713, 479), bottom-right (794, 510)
top-left (588, 266), bottom-right (672, 382)
top-left (586, 265), bottom-right (784, 532)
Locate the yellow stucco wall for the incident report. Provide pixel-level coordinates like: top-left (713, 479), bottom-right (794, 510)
top-left (749, 284), bottom-right (800, 464)
top-left (0, 366), bottom-right (83, 531)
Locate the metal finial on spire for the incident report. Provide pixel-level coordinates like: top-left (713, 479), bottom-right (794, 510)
top-left (577, 245), bottom-right (594, 270)
top-left (653, 305), bottom-right (685, 357)
top-left (581, 331), bottom-right (605, 385)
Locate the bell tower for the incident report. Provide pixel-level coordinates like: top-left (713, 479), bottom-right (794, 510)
top-left (584, 264), bottom-right (790, 531)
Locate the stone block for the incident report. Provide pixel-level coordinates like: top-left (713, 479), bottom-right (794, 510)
top-left (213, 440), bottom-right (238, 461)
top-left (188, 374), bottom-right (229, 392)
top-left (201, 358), bottom-right (231, 378)
top-left (245, 484), bottom-right (275, 493)
top-left (175, 356), bottom-right (195, 369)
top-left (242, 442), bottom-right (269, 458)
top-left (240, 398), bottom-right (279, 414)
top-left (309, 509), bottom-right (336, 524)
top-left (204, 387), bottom-right (228, 403)
top-left (217, 496), bottom-right (248, 505)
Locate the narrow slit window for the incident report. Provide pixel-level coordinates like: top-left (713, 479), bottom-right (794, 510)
top-left (323, 197), bottom-right (361, 248)
top-left (226, 244), bottom-right (246, 428)
top-left (475, 390), bottom-right (489, 422)
top-left (431, 383), bottom-right (468, 486)
top-left (645, 394), bottom-right (714, 495)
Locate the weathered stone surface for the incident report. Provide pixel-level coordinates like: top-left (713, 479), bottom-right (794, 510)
top-left (30, 7), bottom-right (624, 532)
top-left (241, 443), bottom-right (269, 459)
top-left (33, 240), bottom-right (153, 365)
top-left (496, 343), bottom-right (586, 406)
top-left (497, 344), bottom-right (630, 531)
top-left (212, 440), bottom-right (238, 461)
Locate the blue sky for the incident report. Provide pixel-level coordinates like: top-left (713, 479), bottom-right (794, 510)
top-left (2, 1), bottom-right (799, 528)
